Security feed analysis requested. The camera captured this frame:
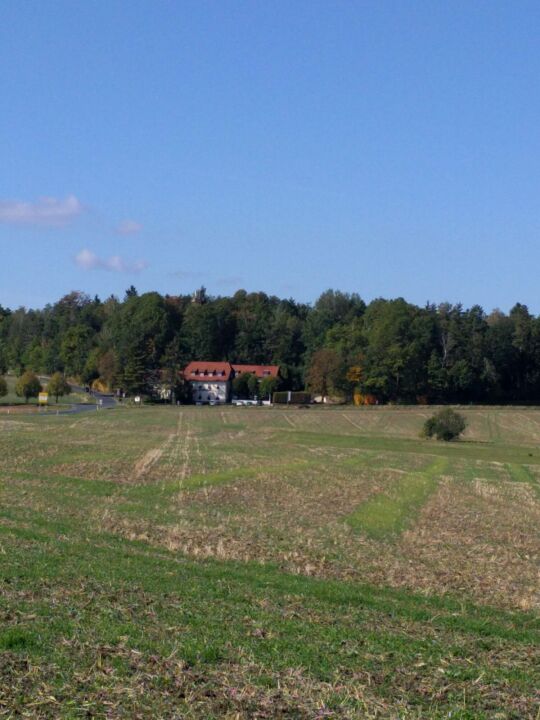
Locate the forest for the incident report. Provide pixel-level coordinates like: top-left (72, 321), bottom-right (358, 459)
top-left (1, 286), bottom-right (540, 404)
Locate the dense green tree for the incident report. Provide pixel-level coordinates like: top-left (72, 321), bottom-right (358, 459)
top-left (265, 302), bottom-right (306, 368)
top-left (232, 372), bottom-right (252, 399)
top-left (0, 376), bottom-right (7, 398)
top-left (47, 372), bottom-right (71, 403)
top-left (360, 299), bottom-right (426, 401)
top-left (22, 342), bottom-right (44, 372)
top-left (122, 343), bottom-right (148, 395)
top-left (81, 347), bottom-right (101, 385)
top-left (233, 291), bottom-right (276, 364)
top-left (60, 325), bottom-right (94, 378)
top-left (106, 292), bottom-right (178, 393)
top-left (97, 350), bottom-right (118, 389)
top-left (259, 375), bottom-right (279, 400)
top-left (247, 372), bottom-right (259, 398)
top-left (15, 371), bottom-right (42, 403)
top-left (303, 290), bottom-right (365, 357)
top-left (181, 303), bottom-right (224, 362)
top-left (305, 348), bottom-right (344, 399)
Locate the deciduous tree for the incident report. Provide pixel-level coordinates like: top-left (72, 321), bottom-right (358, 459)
top-left (259, 375), bottom-right (279, 400)
top-left (47, 372), bottom-right (71, 403)
top-left (15, 371), bottom-right (42, 403)
top-left (232, 372), bottom-right (252, 399)
top-left (305, 348), bottom-right (344, 399)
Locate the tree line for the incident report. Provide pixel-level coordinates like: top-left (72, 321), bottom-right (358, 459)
top-left (1, 286), bottom-right (540, 404)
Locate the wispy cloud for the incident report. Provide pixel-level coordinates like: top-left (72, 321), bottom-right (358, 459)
top-left (75, 248), bottom-right (148, 273)
top-left (116, 219), bottom-right (142, 235)
top-left (0, 195), bottom-right (83, 226)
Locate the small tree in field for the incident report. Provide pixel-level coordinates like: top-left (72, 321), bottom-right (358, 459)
top-left (259, 376), bottom-right (279, 401)
top-left (423, 408), bottom-right (467, 441)
top-left (15, 371), bottom-right (42, 403)
top-left (0, 376), bottom-right (7, 398)
top-left (47, 372), bottom-right (71, 403)
top-left (247, 373), bottom-right (259, 398)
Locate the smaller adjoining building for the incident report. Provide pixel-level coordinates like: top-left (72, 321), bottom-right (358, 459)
top-left (183, 361), bottom-right (279, 404)
top-left (230, 364), bottom-right (280, 380)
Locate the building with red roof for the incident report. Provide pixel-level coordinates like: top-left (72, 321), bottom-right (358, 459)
top-left (231, 364), bottom-right (280, 379)
top-left (183, 361), bottom-right (233, 404)
top-left (183, 361), bottom-right (279, 404)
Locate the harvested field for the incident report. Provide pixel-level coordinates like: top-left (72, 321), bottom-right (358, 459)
top-left (0, 404), bottom-right (538, 718)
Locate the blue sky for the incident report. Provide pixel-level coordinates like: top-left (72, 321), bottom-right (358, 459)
top-left (1, 1), bottom-right (540, 311)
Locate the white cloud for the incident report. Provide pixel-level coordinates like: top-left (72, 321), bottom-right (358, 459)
top-left (0, 195), bottom-right (83, 226)
top-left (116, 219), bottom-right (142, 235)
top-left (75, 248), bottom-right (100, 270)
top-left (75, 248), bottom-right (148, 273)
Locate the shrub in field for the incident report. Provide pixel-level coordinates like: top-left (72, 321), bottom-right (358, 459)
top-left (422, 408), bottom-right (467, 441)
top-left (0, 376), bottom-right (7, 398)
top-left (15, 371), bottom-right (42, 403)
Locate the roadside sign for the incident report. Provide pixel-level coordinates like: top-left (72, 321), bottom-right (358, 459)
top-left (38, 392), bottom-right (48, 405)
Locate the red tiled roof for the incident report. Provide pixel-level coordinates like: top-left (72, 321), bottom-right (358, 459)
top-left (183, 361), bottom-right (232, 381)
top-left (231, 364), bottom-right (280, 379)
top-left (183, 362), bottom-right (280, 382)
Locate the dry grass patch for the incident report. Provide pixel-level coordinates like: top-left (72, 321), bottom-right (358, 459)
top-left (393, 479), bottom-right (540, 610)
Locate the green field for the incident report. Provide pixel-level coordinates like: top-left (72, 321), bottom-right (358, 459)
top-left (0, 405), bottom-right (538, 718)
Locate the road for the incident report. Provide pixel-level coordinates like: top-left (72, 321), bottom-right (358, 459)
top-left (38, 377), bottom-right (117, 414)
top-left (67, 393), bottom-right (117, 414)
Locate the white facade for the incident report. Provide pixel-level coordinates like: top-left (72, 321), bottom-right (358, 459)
top-left (192, 381), bottom-right (229, 403)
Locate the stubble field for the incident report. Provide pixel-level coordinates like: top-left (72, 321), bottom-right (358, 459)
top-left (0, 404), bottom-right (538, 718)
